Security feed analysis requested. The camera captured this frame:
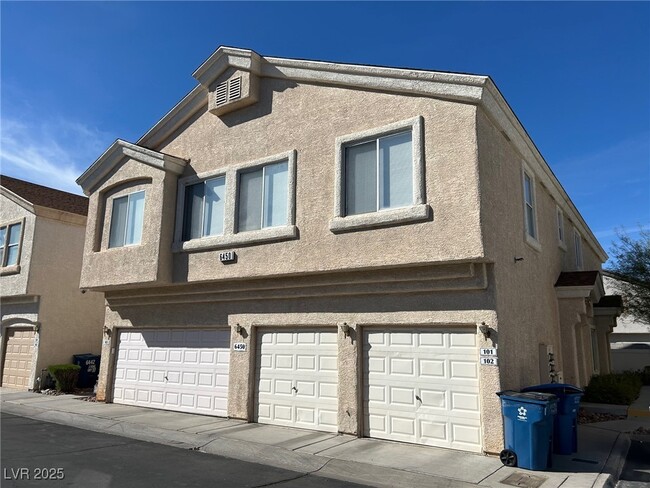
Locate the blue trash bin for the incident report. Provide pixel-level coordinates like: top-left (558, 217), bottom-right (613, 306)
top-left (521, 383), bottom-right (584, 455)
top-left (497, 391), bottom-right (558, 471)
top-left (72, 354), bottom-right (101, 388)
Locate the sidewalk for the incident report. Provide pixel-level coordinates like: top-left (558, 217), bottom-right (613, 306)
top-left (2, 387), bottom-right (648, 488)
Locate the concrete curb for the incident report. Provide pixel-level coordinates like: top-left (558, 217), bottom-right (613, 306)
top-left (599, 431), bottom-right (631, 488)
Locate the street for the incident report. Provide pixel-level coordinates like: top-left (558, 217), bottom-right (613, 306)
top-left (617, 437), bottom-right (650, 487)
top-left (1, 413), bottom-right (366, 488)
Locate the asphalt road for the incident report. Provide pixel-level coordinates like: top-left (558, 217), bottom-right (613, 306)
top-left (617, 437), bottom-right (650, 488)
top-left (1, 412), bottom-right (366, 488)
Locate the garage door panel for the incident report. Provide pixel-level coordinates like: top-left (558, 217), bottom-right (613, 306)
top-left (364, 328), bottom-right (481, 452)
top-left (113, 328), bottom-right (229, 416)
top-left (2, 328), bottom-right (35, 390)
top-left (255, 329), bottom-right (338, 433)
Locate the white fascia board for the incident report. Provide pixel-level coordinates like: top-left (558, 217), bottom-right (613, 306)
top-left (76, 139), bottom-right (187, 195)
top-left (0, 187), bottom-right (35, 214)
top-left (555, 286), bottom-right (594, 299)
top-left (480, 80), bottom-right (607, 263)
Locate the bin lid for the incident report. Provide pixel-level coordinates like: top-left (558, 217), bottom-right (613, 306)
top-left (496, 390), bottom-right (558, 405)
top-left (521, 383), bottom-right (584, 395)
top-left (72, 353), bottom-right (96, 359)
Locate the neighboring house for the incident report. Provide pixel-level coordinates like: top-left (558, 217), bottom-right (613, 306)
top-left (75, 47), bottom-right (620, 455)
top-left (0, 175), bottom-right (105, 390)
top-left (603, 271), bottom-right (650, 372)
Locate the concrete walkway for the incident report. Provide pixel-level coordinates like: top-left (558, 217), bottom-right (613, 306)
top-left (2, 388), bottom-right (648, 488)
top-left (629, 385), bottom-right (650, 418)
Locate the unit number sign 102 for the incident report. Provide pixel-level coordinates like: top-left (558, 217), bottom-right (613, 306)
top-left (480, 357), bottom-right (498, 366)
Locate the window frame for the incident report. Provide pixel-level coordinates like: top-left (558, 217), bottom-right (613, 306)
top-left (521, 164), bottom-right (541, 251)
top-left (590, 326), bottom-right (600, 375)
top-left (173, 150), bottom-right (297, 253)
top-left (330, 116), bottom-right (429, 233)
top-left (556, 205), bottom-right (566, 250)
top-left (574, 228), bottom-right (584, 270)
top-left (237, 160), bottom-right (290, 233)
top-left (107, 190), bottom-right (146, 249)
top-left (0, 218), bottom-right (25, 275)
top-left (182, 174), bottom-right (227, 241)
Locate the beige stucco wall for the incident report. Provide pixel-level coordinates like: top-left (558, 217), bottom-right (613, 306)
top-left (1, 197), bottom-right (104, 389)
top-left (84, 77), bottom-right (484, 287)
top-left (476, 109), bottom-right (604, 391)
top-left (80, 158), bottom-right (178, 290)
top-left (29, 215), bottom-right (104, 373)
top-left (0, 195), bottom-right (35, 296)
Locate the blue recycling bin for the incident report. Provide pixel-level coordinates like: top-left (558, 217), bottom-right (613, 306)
top-left (72, 353), bottom-right (101, 388)
top-left (497, 391), bottom-right (558, 471)
top-left (521, 383), bottom-right (584, 455)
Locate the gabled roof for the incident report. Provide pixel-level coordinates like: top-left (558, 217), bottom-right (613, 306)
top-left (1, 175), bottom-right (88, 216)
top-left (92, 45), bottom-right (605, 262)
top-left (76, 139), bottom-right (188, 196)
top-left (555, 270), bottom-right (605, 302)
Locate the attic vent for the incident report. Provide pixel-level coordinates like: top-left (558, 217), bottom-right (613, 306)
top-left (215, 77), bottom-right (242, 107)
top-left (229, 77), bottom-right (242, 101)
top-left (216, 81), bottom-right (228, 106)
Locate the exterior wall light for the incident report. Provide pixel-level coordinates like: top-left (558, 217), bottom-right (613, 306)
top-left (103, 325), bottom-right (112, 337)
top-left (478, 322), bottom-right (491, 340)
top-left (340, 323), bottom-right (351, 338)
top-left (235, 324), bottom-right (244, 335)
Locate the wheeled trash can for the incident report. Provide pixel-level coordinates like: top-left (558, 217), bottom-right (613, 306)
top-left (521, 383), bottom-right (583, 454)
top-left (497, 390), bottom-right (558, 470)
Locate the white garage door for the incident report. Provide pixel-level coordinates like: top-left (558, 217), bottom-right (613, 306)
top-left (364, 328), bottom-right (481, 452)
top-left (255, 329), bottom-right (338, 432)
top-left (113, 329), bottom-right (230, 416)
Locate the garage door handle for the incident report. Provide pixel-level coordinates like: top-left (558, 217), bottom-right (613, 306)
top-left (415, 395), bottom-right (422, 403)
top-left (292, 386), bottom-right (298, 393)
top-left (164, 376), bottom-right (168, 381)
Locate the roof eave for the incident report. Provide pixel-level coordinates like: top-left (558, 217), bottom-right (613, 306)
top-left (77, 139), bottom-right (188, 196)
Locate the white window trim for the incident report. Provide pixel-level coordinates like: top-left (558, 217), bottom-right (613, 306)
top-left (522, 164), bottom-right (541, 252)
top-left (330, 116), bottom-right (429, 233)
top-left (574, 227), bottom-right (584, 270)
top-left (107, 190), bottom-right (146, 249)
top-left (173, 150), bottom-right (297, 253)
top-left (0, 217), bottom-right (25, 276)
top-left (556, 205), bottom-right (567, 251)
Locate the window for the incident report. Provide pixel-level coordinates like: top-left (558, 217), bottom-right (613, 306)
top-left (345, 131), bottom-right (413, 215)
top-left (0, 222), bottom-right (22, 267)
top-left (556, 206), bottom-right (565, 246)
top-left (523, 170), bottom-right (537, 240)
top-left (183, 176), bottom-right (225, 241)
top-left (574, 229), bottom-right (583, 270)
top-left (330, 116), bottom-right (428, 233)
top-left (109, 191), bottom-right (145, 248)
top-left (238, 160), bottom-right (288, 232)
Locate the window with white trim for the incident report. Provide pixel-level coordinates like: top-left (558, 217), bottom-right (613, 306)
top-left (345, 131), bottom-right (413, 215)
top-left (183, 176), bottom-right (226, 241)
top-left (574, 229), bottom-right (583, 270)
top-left (237, 160), bottom-right (288, 232)
top-left (523, 170), bottom-right (538, 241)
top-left (330, 116), bottom-right (428, 233)
top-left (557, 206), bottom-right (565, 246)
top-left (0, 222), bottom-right (22, 267)
top-left (108, 191), bottom-right (145, 248)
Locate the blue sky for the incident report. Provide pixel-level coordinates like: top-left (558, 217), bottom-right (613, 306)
top-left (1, 2), bottom-right (648, 260)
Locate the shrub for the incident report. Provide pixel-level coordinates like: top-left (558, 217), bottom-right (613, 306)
top-left (47, 364), bottom-right (81, 393)
top-left (584, 372), bottom-right (643, 405)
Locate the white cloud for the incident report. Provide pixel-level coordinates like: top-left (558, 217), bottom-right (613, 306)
top-left (0, 116), bottom-right (112, 194)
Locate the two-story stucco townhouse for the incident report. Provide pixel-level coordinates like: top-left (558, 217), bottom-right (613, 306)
top-left (1, 176), bottom-right (105, 390)
top-left (76, 47), bottom-right (621, 455)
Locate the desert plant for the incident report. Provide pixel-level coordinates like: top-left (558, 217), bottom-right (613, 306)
top-left (47, 364), bottom-right (81, 393)
top-left (583, 372), bottom-right (643, 405)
